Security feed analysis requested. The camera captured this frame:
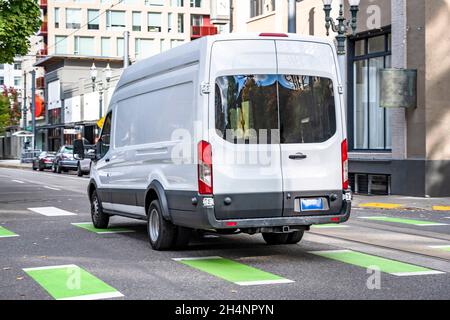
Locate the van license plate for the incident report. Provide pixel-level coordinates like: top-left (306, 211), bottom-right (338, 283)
top-left (300, 198), bottom-right (324, 211)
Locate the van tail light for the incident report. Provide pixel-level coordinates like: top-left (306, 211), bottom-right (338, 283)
top-left (341, 139), bottom-right (349, 190)
top-left (198, 141), bottom-right (213, 195)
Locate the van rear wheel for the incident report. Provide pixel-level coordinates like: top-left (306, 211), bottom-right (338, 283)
top-left (147, 200), bottom-right (176, 251)
top-left (285, 230), bottom-right (304, 244)
top-left (262, 233), bottom-right (289, 245)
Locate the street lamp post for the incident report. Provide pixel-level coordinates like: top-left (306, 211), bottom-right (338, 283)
top-left (322, 0), bottom-right (360, 87)
top-left (90, 62), bottom-right (112, 120)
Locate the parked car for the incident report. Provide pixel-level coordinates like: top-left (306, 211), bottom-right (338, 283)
top-left (75, 34), bottom-right (352, 251)
top-left (52, 145), bottom-right (77, 174)
top-left (76, 147), bottom-right (95, 177)
top-left (32, 151), bottom-right (56, 171)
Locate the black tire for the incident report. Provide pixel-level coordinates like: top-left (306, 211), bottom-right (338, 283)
top-left (173, 226), bottom-right (192, 249)
top-left (32, 164), bottom-right (37, 171)
top-left (77, 163), bottom-right (83, 177)
top-left (90, 190), bottom-right (109, 229)
top-left (147, 200), bottom-right (176, 251)
top-left (285, 230), bottom-right (304, 244)
top-left (39, 165), bottom-right (44, 171)
top-left (262, 233), bottom-right (289, 245)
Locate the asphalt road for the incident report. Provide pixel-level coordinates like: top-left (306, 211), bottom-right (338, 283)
top-left (0, 167), bottom-right (449, 300)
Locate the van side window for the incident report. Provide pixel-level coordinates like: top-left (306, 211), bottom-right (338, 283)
top-left (215, 74), bottom-right (337, 144)
top-left (99, 112), bottom-right (112, 158)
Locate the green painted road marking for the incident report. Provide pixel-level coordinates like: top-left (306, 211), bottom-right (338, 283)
top-left (359, 216), bottom-right (448, 226)
top-left (72, 223), bottom-right (135, 234)
top-left (430, 245), bottom-right (450, 252)
top-left (311, 224), bottom-right (349, 229)
top-left (23, 265), bottom-right (124, 300)
top-left (0, 226), bottom-right (18, 238)
top-left (310, 250), bottom-right (444, 276)
top-left (173, 256), bottom-right (294, 286)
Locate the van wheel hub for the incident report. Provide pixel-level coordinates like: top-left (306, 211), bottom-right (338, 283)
top-left (149, 208), bottom-right (160, 242)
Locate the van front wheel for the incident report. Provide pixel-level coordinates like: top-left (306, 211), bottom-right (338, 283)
top-left (147, 200), bottom-right (176, 251)
top-left (91, 190), bottom-right (109, 229)
top-left (262, 233), bottom-right (289, 245)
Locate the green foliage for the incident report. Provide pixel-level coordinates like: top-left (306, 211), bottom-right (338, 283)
top-left (0, 87), bottom-right (20, 134)
top-left (0, 0), bottom-right (41, 64)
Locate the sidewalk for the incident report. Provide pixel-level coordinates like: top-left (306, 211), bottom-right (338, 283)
top-left (353, 194), bottom-right (450, 212)
top-left (0, 160), bottom-right (32, 170)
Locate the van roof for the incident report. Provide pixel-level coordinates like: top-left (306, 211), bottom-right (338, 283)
top-left (115, 33), bottom-right (336, 92)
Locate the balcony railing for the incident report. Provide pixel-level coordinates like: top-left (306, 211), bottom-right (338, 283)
top-left (191, 26), bottom-right (218, 39)
top-left (38, 21), bottom-right (48, 36)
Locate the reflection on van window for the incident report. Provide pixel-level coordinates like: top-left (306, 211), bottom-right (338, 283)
top-left (215, 75), bottom-right (336, 144)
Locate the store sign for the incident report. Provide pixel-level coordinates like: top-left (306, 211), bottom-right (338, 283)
top-left (210, 0), bottom-right (230, 25)
top-left (64, 128), bottom-right (81, 135)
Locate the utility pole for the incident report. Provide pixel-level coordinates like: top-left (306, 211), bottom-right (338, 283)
top-left (288, 0), bottom-right (297, 33)
top-left (31, 69), bottom-right (36, 150)
top-left (123, 31), bottom-right (130, 68)
top-left (22, 70), bottom-right (27, 130)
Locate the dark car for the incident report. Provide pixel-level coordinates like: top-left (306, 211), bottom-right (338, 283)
top-left (52, 145), bottom-right (77, 174)
top-left (32, 152), bottom-right (56, 171)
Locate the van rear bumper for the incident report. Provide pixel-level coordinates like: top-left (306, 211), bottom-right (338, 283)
top-left (203, 199), bottom-right (351, 230)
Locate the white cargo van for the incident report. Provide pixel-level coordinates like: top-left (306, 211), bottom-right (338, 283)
top-left (75, 33), bottom-right (352, 251)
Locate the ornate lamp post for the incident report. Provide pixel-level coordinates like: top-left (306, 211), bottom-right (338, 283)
top-left (323, 0), bottom-right (360, 55)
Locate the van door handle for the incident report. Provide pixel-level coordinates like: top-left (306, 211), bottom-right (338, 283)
top-left (289, 153), bottom-right (307, 160)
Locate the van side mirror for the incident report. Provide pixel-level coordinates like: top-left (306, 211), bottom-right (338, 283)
top-left (73, 139), bottom-right (85, 160)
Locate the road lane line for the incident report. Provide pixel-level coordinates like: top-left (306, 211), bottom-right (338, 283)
top-left (433, 206), bottom-right (450, 211)
top-left (359, 216), bottom-right (448, 226)
top-left (309, 250), bottom-right (445, 276)
top-left (430, 245), bottom-right (450, 252)
top-left (174, 256), bottom-right (294, 286)
top-left (44, 186), bottom-right (61, 191)
top-left (11, 180), bottom-right (25, 184)
top-left (359, 203), bottom-right (403, 209)
top-left (0, 226), bottom-right (19, 238)
top-left (23, 265), bottom-right (124, 300)
top-left (28, 207), bottom-right (77, 217)
top-left (72, 223), bottom-right (135, 234)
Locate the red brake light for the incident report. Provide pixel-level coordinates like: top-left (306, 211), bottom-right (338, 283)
top-left (259, 33), bottom-right (289, 37)
top-left (198, 141), bottom-right (213, 195)
top-left (341, 139), bottom-right (349, 190)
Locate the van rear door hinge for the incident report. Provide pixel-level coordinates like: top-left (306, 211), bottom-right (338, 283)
top-left (200, 82), bottom-right (211, 95)
top-left (338, 85), bottom-right (344, 94)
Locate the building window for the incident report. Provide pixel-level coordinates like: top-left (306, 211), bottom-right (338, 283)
top-left (101, 37), bottom-right (111, 56)
top-left (66, 8), bottom-right (81, 29)
top-left (88, 9), bottom-right (100, 30)
top-left (145, 0), bottom-right (164, 5)
top-left (0, 77), bottom-right (4, 86)
top-left (135, 38), bottom-right (155, 60)
top-left (191, 14), bottom-right (202, 27)
top-left (132, 11), bottom-right (141, 31)
top-left (190, 0), bottom-right (201, 8)
top-left (14, 77), bottom-right (21, 87)
top-left (351, 32), bottom-right (392, 151)
top-left (55, 36), bottom-right (68, 54)
top-left (0, 64), bottom-right (4, 70)
top-left (117, 37), bottom-right (124, 57)
top-left (177, 13), bottom-right (184, 33)
top-left (74, 36), bottom-right (95, 56)
top-left (168, 13), bottom-right (173, 32)
top-left (147, 12), bottom-right (162, 32)
top-left (54, 8), bottom-right (60, 28)
top-left (171, 0), bottom-right (184, 7)
top-left (13, 62), bottom-right (21, 70)
top-left (250, 0), bottom-right (275, 18)
top-left (107, 10), bottom-right (126, 30)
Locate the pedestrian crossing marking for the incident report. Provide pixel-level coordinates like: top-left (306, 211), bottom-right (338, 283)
top-left (173, 256), bottom-right (294, 286)
top-left (23, 265), bottom-right (124, 300)
top-left (28, 207), bottom-right (77, 217)
top-left (309, 250), bottom-right (444, 276)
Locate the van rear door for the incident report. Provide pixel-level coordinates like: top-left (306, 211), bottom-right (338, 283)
top-left (275, 40), bottom-right (345, 216)
top-left (209, 40), bottom-right (284, 220)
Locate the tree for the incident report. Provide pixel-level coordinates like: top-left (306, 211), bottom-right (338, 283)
top-left (0, 0), bottom-right (41, 64)
top-left (0, 86), bottom-right (20, 134)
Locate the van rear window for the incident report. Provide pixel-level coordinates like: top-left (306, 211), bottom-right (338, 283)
top-left (215, 75), bottom-right (337, 144)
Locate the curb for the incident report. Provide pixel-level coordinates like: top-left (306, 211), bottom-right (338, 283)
top-left (0, 164), bottom-right (32, 170)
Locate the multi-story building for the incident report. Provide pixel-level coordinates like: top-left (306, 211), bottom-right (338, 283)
top-left (232, 0), bottom-right (450, 197)
top-left (0, 59), bottom-right (24, 91)
top-left (31, 0), bottom-right (217, 151)
top-left (38, 0), bottom-right (217, 60)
